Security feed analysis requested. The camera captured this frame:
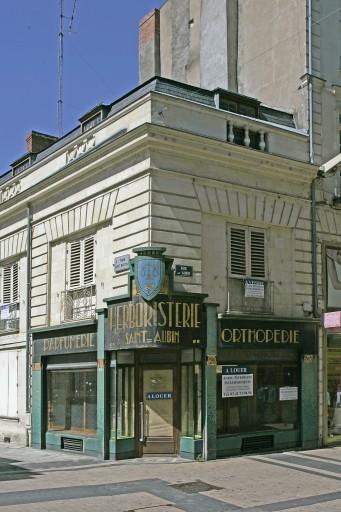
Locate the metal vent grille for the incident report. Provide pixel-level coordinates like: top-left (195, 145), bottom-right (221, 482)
top-left (61, 437), bottom-right (83, 452)
top-left (241, 435), bottom-right (273, 453)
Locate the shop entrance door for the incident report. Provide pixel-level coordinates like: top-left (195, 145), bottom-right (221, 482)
top-left (139, 366), bottom-right (177, 455)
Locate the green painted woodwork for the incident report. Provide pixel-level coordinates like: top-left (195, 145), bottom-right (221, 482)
top-left (204, 303), bottom-right (219, 460)
top-left (45, 432), bottom-right (98, 456)
top-left (97, 309), bottom-right (108, 459)
top-left (31, 369), bottom-right (45, 449)
top-left (216, 430), bottom-right (300, 457)
top-left (301, 357), bottom-right (319, 449)
top-left (109, 438), bottom-right (136, 460)
top-left (180, 436), bottom-right (203, 460)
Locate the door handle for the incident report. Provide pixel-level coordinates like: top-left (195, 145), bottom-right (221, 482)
top-left (139, 401), bottom-right (144, 442)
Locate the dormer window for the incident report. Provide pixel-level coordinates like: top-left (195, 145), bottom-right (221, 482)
top-left (80, 104), bottom-right (110, 133)
top-left (82, 113), bottom-right (102, 133)
top-left (13, 158), bottom-right (30, 176)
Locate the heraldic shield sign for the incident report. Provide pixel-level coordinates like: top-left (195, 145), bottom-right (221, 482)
top-left (135, 257), bottom-right (165, 300)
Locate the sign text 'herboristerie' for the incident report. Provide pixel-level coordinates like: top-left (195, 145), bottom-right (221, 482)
top-left (106, 295), bottom-right (204, 349)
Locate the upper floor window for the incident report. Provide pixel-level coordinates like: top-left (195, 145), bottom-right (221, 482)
top-left (1, 262), bottom-right (19, 304)
top-left (67, 236), bottom-right (95, 290)
top-left (228, 225), bottom-right (266, 279)
top-left (82, 113), bottom-right (102, 133)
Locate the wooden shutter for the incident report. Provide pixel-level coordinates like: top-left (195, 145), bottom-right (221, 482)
top-left (69, 241), bottom-right (81, 288)
top-left (250, 230), bottom-right (265, 278)
top-left (230, 227), bottom-right (247, 276)
top-left (12, 263), bottom-right (19, 303)
top-left (2, 266), bottom-right (12, 304)
top-left (83, 237), bottom-right (94, 285)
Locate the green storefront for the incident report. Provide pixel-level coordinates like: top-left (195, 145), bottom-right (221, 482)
top-left (31, 248), bottom-right (319, 459)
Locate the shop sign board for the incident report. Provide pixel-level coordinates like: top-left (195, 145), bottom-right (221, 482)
top-left (106, 294), bottom-right (205, 350)
top-left (279, 386), bottom-right (298, 401)
top-left (218, 318), bottom-right (317, 353)
top-left (33, 332), bottom-right (97, 361)
top-left (326, 246), bottom-right (341, 310)
top-left (245, 279), bottom-right (264, 298)
top-left (324, 311), bottom-right (341, 328)
top-left (222, 366), bottom-right (253, 398)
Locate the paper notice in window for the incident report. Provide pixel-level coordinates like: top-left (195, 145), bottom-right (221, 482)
top-left (0, 305), bottom-right (10, 320)
top-left (279, 386), bottom-right (298, 401)
top-left (222, 373), bottom-right (254, 398)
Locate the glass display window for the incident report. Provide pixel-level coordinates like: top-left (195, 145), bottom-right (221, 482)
top-left (47, 367), bottom-right (97, 435)
top-left (217, 356), bottom-right (299, 435)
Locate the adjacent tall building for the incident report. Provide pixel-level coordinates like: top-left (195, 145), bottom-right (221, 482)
top-left (140, 0), bottom-right (341, 164)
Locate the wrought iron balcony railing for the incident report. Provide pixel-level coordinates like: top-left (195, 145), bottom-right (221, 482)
top-left (61, 285), bottom-right (96, 323)
top-left (0, 302), bottom-right (20, 334)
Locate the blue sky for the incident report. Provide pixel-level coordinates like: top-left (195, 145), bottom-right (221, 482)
top-left (0, 0), bottom-right (164, 173)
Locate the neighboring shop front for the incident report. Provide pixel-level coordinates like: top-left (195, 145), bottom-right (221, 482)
top-left (216, 317), bottom-right (319, 457)
top-left (323, 245), bottom-right (341, 446)
top-left (31, 322), bottom-right (98, 455)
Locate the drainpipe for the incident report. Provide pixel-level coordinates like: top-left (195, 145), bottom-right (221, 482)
top-left (26, 204), bottom-right (32, 416)
top-left (311, 178), bottom-right (319, 318)
top-left (308, 0), bottom-right (314, 164)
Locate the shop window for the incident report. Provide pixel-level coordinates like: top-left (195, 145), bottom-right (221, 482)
top-left (110, 352), bottom-right (135, 439)
top-left (217, 362), bottom-right (298, 435)
top-left (327, 338), bottom-right (341, 439)
top-left (47, 368), bottom-right (97, 434)
top-left (181, 349), bottom-right (202, 438)
top-left (0, 350), bottom-right (18, 417)
top-left (228, 225), bottom-right (266, 279)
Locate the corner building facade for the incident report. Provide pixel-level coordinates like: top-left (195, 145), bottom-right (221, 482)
top-left (0, 77), bottom-right (320, 458)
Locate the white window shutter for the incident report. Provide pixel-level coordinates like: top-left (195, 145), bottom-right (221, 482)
top-left (250, 230), bottom-right (265, 278)
top-left (83, 237), bottom-right (95, 285)
top-left (69, 241), bottom-right (81, 288)
top-left (230, 227), bottom-right (247, 276)
top-left (2, 266), bottom-right (12, 304)
top-left (12, 263), bottom-right (19, 303)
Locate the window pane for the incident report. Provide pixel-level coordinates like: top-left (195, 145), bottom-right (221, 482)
top-left (217, 363), bottom-right (298, 435)
top-left (181, 365), bottom-right (194, 436)
top-left (48, 369), bottom-right (97, 434)
top-left (111, 366), bottom-right (135, 438)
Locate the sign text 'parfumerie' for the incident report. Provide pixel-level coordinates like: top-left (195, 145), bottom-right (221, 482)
top-left (106, 295), bottom-right (204, 349)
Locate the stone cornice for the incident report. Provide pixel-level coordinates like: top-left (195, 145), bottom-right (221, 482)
top-left (0, 122), bottom-right (317, 221)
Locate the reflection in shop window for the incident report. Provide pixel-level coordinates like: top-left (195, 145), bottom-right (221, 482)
top-left (181, 349), bottom-right (202, 438)
top-left (111, 355), bottom-right (135, 439)
top-left (217, 363), bottom-right (298, 435)
top-left (47, 369), bottom-right (97, 434)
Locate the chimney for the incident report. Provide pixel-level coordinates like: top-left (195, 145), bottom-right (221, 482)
top-left (26, 131), bottom-right (58, 154)
top-left (139, 9), bottom-right (161, 84)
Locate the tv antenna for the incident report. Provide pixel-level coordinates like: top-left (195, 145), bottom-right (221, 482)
top-left (57, 0), bottom-right (78, 137)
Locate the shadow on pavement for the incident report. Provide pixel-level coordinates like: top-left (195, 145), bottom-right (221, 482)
top-left (0, 457), bottom-right (40, 481)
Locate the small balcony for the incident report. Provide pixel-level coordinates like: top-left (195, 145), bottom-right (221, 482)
top-left (0, 303), bottom-right (20, 334)
top-left (60, 285), bottom-right (96, 323)
top-left (227, 278), bottom-right (274, 315)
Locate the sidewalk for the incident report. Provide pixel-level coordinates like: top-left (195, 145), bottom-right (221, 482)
top-left (0, 443), bottom-right (341, 511)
